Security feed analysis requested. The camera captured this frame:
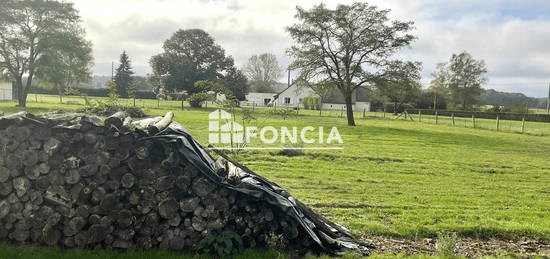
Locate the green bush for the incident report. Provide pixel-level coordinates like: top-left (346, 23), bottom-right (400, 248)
top-left (435, 232), bottom-right (457, 257)
top-left (195, 231), bottom-right (243, 257)
top-left (301, 96), bottom-right (320, 110)
top-left (187, 92), bottom-right (213, 108)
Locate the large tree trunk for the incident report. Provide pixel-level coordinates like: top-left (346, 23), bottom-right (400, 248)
top-left (15, 77), bottom-right (25, 107)
top-left (344, 91), bottom-right (355, 126)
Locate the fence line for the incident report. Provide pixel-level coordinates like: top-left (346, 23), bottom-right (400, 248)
top-left (18, 94), bottom-right (550, 136)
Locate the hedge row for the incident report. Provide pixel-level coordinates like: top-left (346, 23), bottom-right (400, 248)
top-left (29, 87), bottom-right (157, 99)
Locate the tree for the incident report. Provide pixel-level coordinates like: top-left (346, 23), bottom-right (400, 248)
top-left (36, 27), bottom-right (93, 103)
top-left (188, 80), bottom-right (233, 108)
top-left (128, 80), bottom-right (137, 107)
top-left (376, 61), bottom-right (422, 114)
top-left (149, 29), bottom-right (234, 94)
top-left (432, 52), bottom-right (488, 110)
top-left (0, 0), bottom-right (81, 107)
top-left (114, 51), bottom-right (134, 98)
top-left (243, 53), bottom-right (282, 93)
top-left (287, 3), bottom-right (415, 126)
top-left (223, 67), bottom-right (249, 101)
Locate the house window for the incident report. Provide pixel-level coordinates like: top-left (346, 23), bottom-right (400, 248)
top-left (263, 98), bottom-right (271, 105)
top-left (284, 97), bottom-right (291, 104)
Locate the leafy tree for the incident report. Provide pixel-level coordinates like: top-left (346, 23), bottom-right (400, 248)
top-left (223, 67), bottom-right (249, 101)
top-left (432, 52), bottom-right (488, 110)
top-left (114, 51), bottom-right (134, 98)
top-left (188, 80), bottom-right (233, 108)
top-left (414, 90), bottom-right (447, 110)
top-left (243, 53), bottom-right (282, 93)
top-left (287, 3), bottom-right (415, 126)
top-left (36, 27), bottom-right (93, 103)
top-left (376, 61), bottom-right (422, 114)
top-left (128, 80), bottom-right (137, 106)
top-left (0, 0), bottom-right (82, 107)
top-left (106, 80), bottom-right (118, 104)
top-left (149, 29), bottom-right (234, 94)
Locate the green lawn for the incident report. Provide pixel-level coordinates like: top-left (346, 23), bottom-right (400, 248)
top-left (1, 95), bottom-right (549, 257)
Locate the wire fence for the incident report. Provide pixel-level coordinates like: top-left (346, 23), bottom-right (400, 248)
top-left (19, 94), bottom-right (550, 136)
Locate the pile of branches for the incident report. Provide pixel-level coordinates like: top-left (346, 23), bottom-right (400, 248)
top-left (0, 111), bottom-right (371, 256)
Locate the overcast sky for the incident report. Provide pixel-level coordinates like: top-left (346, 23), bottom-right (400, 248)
top-left (70, 0), bottom-right (550, 97)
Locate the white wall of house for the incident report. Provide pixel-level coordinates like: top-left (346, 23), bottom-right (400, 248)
top-left (322, 103), bottom-right (354, 110)
top-left (275, 85), bottom-right (314, 108)
top-left (355, 101), bottom-right (370, 111)
top-left (0, 81), bottom-right (12, 101)
top-left (321, 102), bottom-right (371, 111)
top-left (244, 92), bottom-right (276, 106)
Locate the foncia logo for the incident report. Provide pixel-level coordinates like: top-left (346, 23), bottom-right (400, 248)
top-left (208, 109), bottom-right (343, 150)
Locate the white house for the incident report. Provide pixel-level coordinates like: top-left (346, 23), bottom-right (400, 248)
top-left (0, 81), bottom-right (13, 101)
top-left (244, 83), bottom-right (371, 111)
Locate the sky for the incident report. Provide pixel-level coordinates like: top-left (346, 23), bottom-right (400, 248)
top-left (70, 0), bottom-right (550, 97)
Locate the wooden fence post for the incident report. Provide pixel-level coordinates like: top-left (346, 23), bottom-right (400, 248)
top-left (157, 98), bottom-right (160, 108)
top-left (419, 110), bottom-right (422, 122)
top-left (383, 108), bottom-right (386, 118)
top-left (363, 108), bottom-right (366, 119)
top-left (496, 115), bottom-right (500, 131)
top-left (435, 111), bottom-right (438, 124)
top-left (521, 116), bottom-right (525, 133)
top-left (452, 113), bottom-right (455, 126)
top-left (472, 115), bottom-right (476, 128)
top-left (340, 106), bottom-right (344, 118)
top-left (404, 110), bottom-right (408, 120)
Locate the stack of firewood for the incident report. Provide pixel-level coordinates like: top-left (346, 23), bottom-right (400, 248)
top-left (0, 111), bottom-right (315, 252)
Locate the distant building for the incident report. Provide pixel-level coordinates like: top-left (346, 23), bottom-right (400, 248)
top-left (0, 81), bottom-right (13, 101)
top-left (320, 87), bottom-right (370, 111)
top-left (243, 82), bottom-right (370, 111)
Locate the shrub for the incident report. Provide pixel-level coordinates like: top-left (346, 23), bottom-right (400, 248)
top-left (195, 231), bottom-right (243, 257)
top-left (435, 232), bottom-right (457, 257)
top-left (301, 96), bottom-right (320, 110)
top-left (188, 92), bottom-right (213, 108)
top-left (270, 108), bottom-right (296, 120)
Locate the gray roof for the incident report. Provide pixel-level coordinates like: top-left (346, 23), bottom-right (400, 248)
top-left (323, 87), bottom-right (370, 104)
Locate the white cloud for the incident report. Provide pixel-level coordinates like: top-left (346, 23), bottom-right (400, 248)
top-left (69, 0), bottom-right (550, 97)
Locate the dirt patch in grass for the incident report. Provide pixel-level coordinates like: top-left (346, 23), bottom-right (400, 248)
top-left (362, 235), bottom-right (550, 257)
top-left (367, 157), bottom-right (405, 163)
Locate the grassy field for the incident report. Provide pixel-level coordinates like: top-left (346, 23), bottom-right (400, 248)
top-left (1, 95), bottom-right (549, 257)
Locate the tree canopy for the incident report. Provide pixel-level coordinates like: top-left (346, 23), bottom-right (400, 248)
top-left (114, 51), bottom-right (134, 98)
top-left (223, 67), bottom-right (249, 101)
top-left (287, 3), bottom-right (416, 125)
top-left (149, 29), bottom-right (235, 94)
top-left (0, 0), bottom-right (83, 107)
top-left (243, 53), bottom-right (282, 93)
top-left (432, 52), bottom-right (488, 110)
top-left (36, 26), bottom-right (93, 102)
top-left (376, 61), bottom-right (422, 113)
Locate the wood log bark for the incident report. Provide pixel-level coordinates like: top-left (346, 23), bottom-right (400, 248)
top-left (104, 111), bottom-right (128, 130)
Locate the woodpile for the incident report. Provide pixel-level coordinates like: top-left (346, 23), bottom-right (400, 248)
top-left (0, 111), bottom-right (371, 256)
